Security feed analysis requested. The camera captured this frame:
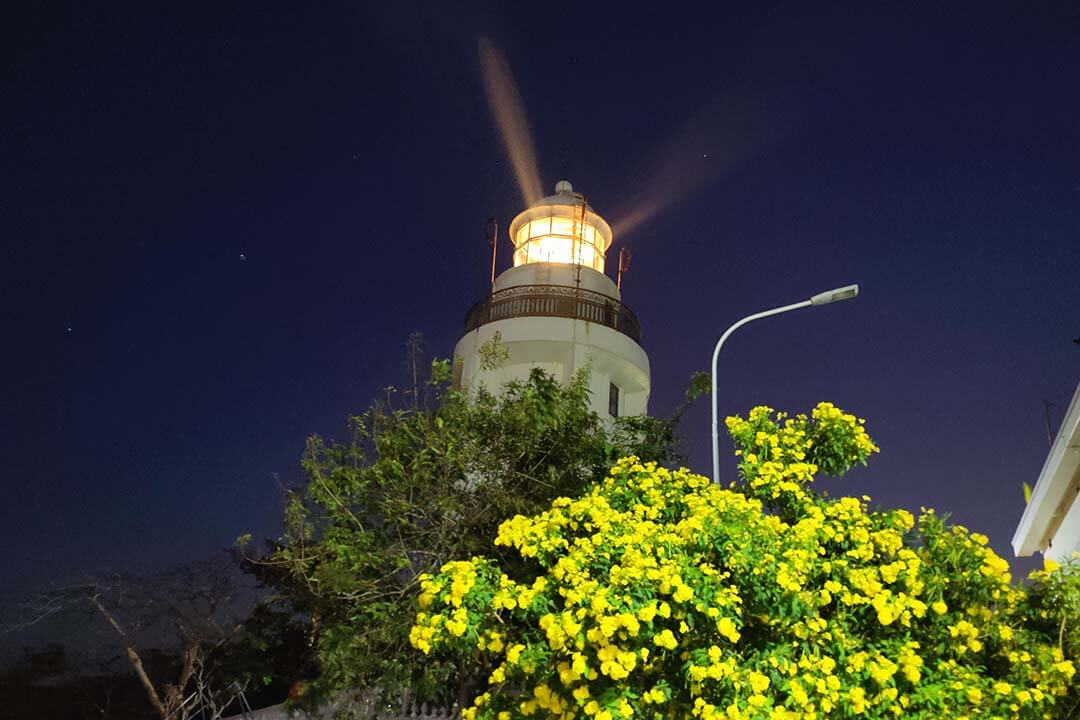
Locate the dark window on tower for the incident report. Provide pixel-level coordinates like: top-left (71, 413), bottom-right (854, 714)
top-left (608, 382), bottom-right (620, 418)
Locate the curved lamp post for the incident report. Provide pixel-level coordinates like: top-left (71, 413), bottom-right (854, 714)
top-left (711, 284), bottom-right (860, 484)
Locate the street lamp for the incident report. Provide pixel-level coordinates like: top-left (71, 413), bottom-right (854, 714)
top-left (711, 284), bottom-right (860, 484)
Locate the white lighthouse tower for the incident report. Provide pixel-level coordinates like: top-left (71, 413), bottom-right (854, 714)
top-left (453, 181), bottom-right (650, 418)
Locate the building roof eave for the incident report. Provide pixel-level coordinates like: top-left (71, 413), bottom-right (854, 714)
top-left (1012, 382), bottom-right (1080, 556)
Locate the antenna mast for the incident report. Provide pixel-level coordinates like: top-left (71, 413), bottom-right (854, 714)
top-left (1043, 400), bottom-right (1056, 449)
top-left (617, 244), bottom-right (632, 290)
top-left (486, 218), bottom-right (499, 289)
top-left (574, 193), bottom-right (587, 286)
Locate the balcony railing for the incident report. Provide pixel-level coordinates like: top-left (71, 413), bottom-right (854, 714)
top-left (464, 284), bottom-right (641, 342)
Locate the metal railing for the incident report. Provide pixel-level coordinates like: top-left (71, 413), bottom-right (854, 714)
top-left (464, 284), bottom-right (641, 342)
top-left (223, 693), bottom-right (458, 720)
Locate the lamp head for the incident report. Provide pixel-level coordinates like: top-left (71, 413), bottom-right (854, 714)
top-left (809, 284), bottom-right (859, 306)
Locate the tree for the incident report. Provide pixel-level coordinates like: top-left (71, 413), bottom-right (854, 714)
top-left (241, 361), bottom-right (703, 707)
top-left (412, 402), bottom-right (1079, 720)
top-left (13, 560), bottom-right (248, 720)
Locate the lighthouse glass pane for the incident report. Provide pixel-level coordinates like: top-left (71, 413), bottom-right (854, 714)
top-left (551, 216), bottom-right (574, 237)
top-left (576, 244), bottom-right (594, 267)
top-left (545, 237), bottom-right (573, 263)
top-left (513, 237), bottom-right (606, 271)
top-left (516, 225), bottom-right (529, 246)
top-left (529, 218), bottom-right (550, 238)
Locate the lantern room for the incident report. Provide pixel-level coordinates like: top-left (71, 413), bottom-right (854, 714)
top-left (508, 180), bottom-right (613, 272)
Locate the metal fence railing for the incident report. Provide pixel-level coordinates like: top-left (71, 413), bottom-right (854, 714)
top-left (225, 693), bottom-right (459, 720)
top-left (464, 284), bottom-right (641, 342)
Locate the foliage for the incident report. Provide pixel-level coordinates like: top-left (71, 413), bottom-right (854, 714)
top-left (199, 602), bottom-right (312, 710)
top-left (1030, 555), bottom-right (1080, 674)
top-left (478, 331), bottom-right (512, 371)
top-left (411, 403), bottom-right (1079, 720)
top-left (243, 360), bottom-right (697, 707)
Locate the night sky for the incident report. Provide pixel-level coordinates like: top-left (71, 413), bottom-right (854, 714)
top-left (4, 2), bottom-right (1078, 650)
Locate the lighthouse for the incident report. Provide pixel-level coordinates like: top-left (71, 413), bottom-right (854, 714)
top-left (453, 181), bottom-right (650, 418)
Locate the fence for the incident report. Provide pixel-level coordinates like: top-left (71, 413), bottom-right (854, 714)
top-left (225, 693), bottom-right (457, 720)
top-left (464, 284), bottom-right (641, 342)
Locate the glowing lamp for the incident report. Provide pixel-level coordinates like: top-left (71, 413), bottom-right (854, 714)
top-left (508, 180), bottom-right (613, 272)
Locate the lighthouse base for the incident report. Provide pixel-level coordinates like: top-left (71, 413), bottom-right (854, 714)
top-left (453, 316), bottom-right (650, 419)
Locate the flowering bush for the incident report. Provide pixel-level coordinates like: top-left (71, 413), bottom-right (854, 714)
top-left (410, 403), bottom-right (1078, 719)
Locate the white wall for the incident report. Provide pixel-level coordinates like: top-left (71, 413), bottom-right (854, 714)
top-left (1047, 492), bottom-right (1080, 564)
top-left (453, 315), bottom-right (650, 419)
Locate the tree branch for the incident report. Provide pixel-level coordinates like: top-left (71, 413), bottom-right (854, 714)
top-left (89, 593), bottom-right (169, 720)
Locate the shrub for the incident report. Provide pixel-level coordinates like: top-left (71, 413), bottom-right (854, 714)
top-left (411, 403), bottom-right (1078, 719)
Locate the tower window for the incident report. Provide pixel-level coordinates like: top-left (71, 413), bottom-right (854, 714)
top-left (608, 382), bottom-right (620, 418)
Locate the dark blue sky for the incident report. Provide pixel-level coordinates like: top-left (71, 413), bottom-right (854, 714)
top-left (3, 1), bottom-right (1078, 646)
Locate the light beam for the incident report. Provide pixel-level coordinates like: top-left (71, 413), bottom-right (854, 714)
top-left (478, 37), bottom-right (543, 207)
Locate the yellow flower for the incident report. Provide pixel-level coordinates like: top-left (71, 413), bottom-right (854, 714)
top-left (717, 617), bottom-right (741, 644)
top-left (748, 671), bottom-right (770, 694)
top-left (849, 687), bottom-right (867, 714)
top-left (644, 687), bottom-right (666, 704)
top-left (789, 680), bottom-right (809, 707)
top-left (653, 628), bottom-right (678, 649)
top-left (506, 644), bottom-right (525, 665)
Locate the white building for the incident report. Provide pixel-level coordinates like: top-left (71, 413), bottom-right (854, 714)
top-left (452, 180), bottom-right (650, 419)
top-left (1013, 382), bottom-right (1080, 564)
